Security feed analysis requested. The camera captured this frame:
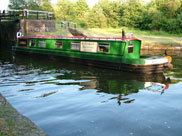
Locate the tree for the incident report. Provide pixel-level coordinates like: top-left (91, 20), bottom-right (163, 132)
top-left (75, 0), bottom-right (89, 18)
top-left (83, 5), bottom-right (107, 28)
top-left (121, 0), bottom-right (145, 27)
top-left (39, 0), bottom-right (54, 11)
top-left (54, 0), bottom-right (77, 21)
top-left (140, 0), bottom-right (182, 33)
top-left (139, 4), bottom-right (165, 30)
top-left (74, 0), bottom-right (89, 24)
top-left (98, 0), bottom-right (121, 27)
top-left (8, 0), bottom-right (53, 11)
top-left (8, 0), bottom-right (39, 10)
top-left (152, 0), bottom-right (181, 18)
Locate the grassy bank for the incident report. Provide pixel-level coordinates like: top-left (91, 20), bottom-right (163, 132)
top-left (28, 23), bottom-right (182, 47)
top-left (0, 94), bottom-right (46, 136)
top-left (80, 28), bottom-right (182, 46)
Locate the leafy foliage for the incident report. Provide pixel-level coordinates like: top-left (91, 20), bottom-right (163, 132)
top-left (54, 0), bottom-right (77, 21)
top-left (83, 6), bottom-right (107, 28)
top-left (121, 0), bottom-right (144, 28)
top-left (8, 0), bottom-right (182, 34)
top-left (98, 0), bottom-right (121, 28)
top-left (8, 0), bottom-right (53, 11)
top-left (39, 0), bottom-right (54, 11)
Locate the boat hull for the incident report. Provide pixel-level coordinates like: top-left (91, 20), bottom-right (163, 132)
top-left (12, 47), bottom-right (168, 74)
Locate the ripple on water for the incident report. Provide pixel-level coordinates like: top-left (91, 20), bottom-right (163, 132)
top-left (1, 51), bottom-right (182, 136)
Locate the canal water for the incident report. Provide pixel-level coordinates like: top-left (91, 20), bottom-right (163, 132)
top-left (0, 43), bottom-right (182, 136)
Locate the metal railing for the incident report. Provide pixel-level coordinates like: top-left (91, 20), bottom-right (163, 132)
top-left (0, 9), bottom-right (54, 21)
top-left (61, 21), bottom-right (77, 29)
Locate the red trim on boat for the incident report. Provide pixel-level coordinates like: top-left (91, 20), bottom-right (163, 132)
top-left (19, 35), bottom-right (140, 41)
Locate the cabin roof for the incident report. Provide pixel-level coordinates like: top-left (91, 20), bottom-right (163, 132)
top-left (20, 35), bottom-right (140, 42)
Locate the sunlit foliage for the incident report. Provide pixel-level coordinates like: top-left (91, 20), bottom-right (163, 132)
top-left (8, 0), bottom-right (53, 11)
top-left (8, 0), bottom-right (182, 34)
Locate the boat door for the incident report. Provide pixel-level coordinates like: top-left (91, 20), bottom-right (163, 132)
top-left (122, 40), bottom-right (141, 59)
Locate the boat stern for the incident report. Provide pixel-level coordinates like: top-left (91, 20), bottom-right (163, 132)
top-left (144, 56), bottom-right (173, 70)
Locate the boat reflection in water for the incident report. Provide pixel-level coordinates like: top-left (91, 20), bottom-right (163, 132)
top-left (79, 73), bottom-right (171, 105)
top-left (14, 55), bottom-right (171, 105)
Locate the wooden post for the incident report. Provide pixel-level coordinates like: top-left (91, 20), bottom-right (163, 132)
top-left (2, 10), bottom-right (5, 21)
top-left (0, 10), bottom-right (1, 22)
top-left (25, 19), bottom-right (28, 34)
top-left (25, 11), bottom-right (28, 19)
top-left (22, 11), bottom-right (24, 19)
top-left (37, 12), bottom-right (39, 20)
top-left (13, 11), bottom-right (15, 19)
top-left (9, 11), bottom-right (11, 20)
top-left (61, 22), bottom-right (63, 28)
top-left (52, 14), bottom-right (54, 20)
top-left (49, 14), bottom-right (51, 20)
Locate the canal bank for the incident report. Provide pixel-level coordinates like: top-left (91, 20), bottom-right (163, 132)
top-left (141, 43), bottom-right (182, 50)
top-left (0, 93), bottom-right (46, 136)
top-left (78, 28), bottom-right (182, 50)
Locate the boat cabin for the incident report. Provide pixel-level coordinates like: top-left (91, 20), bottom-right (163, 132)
top-left (17, 36), bottom-right (141, 59)
top-left (14, 35), bottom-right (172, 74)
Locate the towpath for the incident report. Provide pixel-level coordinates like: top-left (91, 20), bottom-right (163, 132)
top-left (0, 94), bottom-right (46, 136)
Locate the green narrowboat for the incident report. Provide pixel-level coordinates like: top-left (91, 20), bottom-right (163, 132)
top-left (12, 35), bottom-right (173, 74)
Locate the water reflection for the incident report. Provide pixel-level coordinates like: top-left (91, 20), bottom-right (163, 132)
top-left (82, 73), bottom-right (171, 104)
top-left (12, 54), bottom-right (172, 105)
top-left (1, 48), bottom-right (182, 136)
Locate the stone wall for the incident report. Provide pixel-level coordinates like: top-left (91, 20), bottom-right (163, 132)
top-left (20, 19), bottom-right (56, 34)
top-left (0, 19), bottom-right (56, 47)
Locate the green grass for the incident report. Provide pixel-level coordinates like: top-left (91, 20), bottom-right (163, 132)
top-left (27, 22), bottom-right (182, 46)
top-left (0, 96), bottom-right (45, 136)
top-left (81, 27), bottom-right (182, 37)
top-left (0, 106), bottom-right (18, 136)
top-left (80, 27), bottom-right (182, 46)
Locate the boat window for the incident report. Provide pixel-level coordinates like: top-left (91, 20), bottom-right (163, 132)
top-left (29, 40), bottom-right (36, 47)
top-left (128, 44), bottom-right (134, 54)
top-left (39, 40), bottom-right (46, 48)
top-left (98, 43), bottom-right (110, 53)
top-left (71, 42), bottom-right (80, 50)
top-left (55, 41), bottom-right (63, 49)
top-left (18, 39), bottom-right (27, 47)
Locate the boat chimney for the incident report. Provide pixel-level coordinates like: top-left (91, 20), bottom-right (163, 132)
top-left (164, 50), bottom-right (167, 56)
top-left (122, 28), bottom-right (126, 38)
